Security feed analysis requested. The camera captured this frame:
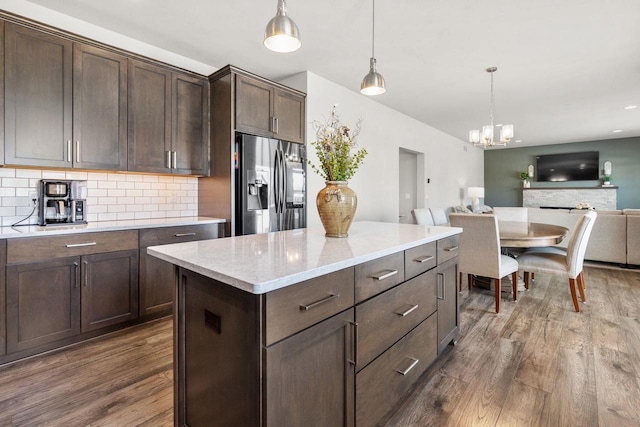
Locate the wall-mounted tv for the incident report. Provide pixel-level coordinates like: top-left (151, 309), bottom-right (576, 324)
top-left (536, 151), bottom-right (599, 182)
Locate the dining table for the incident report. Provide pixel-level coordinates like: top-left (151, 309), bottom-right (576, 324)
top-left (498, 221), bottom-right (569, 248)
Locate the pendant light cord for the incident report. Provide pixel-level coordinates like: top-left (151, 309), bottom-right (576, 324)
top-left (371, 0), bottom-right (376, 58)
top-left (489, 70), bottom-right (494, 128)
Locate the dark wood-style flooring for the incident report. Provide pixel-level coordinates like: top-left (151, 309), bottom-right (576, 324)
top-left (1, 266), bottom-right (639, 426)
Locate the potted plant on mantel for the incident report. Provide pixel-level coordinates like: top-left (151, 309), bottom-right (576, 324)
top-left (519, 171), bottom-right (531, 188)
top-left (308, 105), bottom-right (367, 237)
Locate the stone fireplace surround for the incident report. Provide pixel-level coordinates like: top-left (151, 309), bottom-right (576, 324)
top-left (523, 187), bottom-right (617, 211)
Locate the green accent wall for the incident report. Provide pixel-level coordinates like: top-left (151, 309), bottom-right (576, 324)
top-left (484, 137), bottom-right (640, 209)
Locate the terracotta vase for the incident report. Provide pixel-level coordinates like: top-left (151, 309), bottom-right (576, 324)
top-left (316, 181), bottom-right (357, 237)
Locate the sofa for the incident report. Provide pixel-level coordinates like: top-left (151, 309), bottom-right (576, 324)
top-left (526, 208), bottom-right (638, 266)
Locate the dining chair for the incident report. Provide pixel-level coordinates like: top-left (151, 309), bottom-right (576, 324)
top-left (449, 213), bottom-right (519, 313)
top-left (411, 208), bottom-right (435, 226)
top-left (429, 207), bottom-right (449, 226)
top-left (493, 207), bottom-right (528, 223)
top-left (517, 210), bottom-right (597, 312)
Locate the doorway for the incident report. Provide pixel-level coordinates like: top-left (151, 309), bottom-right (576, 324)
top-left (398, 148), bottom-right (424, 224)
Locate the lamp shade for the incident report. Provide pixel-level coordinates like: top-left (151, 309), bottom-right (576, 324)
top-left (264, 0), bottom-right (301, 53)
top-left (468, 187), bottom-right (485, 198)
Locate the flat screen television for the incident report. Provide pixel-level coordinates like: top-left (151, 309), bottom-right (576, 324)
top-left (536, 151), bottom-right (599, 182)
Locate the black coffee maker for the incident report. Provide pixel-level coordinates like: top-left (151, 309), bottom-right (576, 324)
top-left (38, 180), bottom-right (87, 226)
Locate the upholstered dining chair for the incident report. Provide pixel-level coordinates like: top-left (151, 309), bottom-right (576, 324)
top-left (429, 207), bottom-right (449, 226)
top-left (449, 213), bottom-right (519, 313)
top-left (493, 207), bottom-right (528, 223)
top-left (517, 210), bottom-right (597, 312)
top-left (411, 208), bottom-right (435, 226)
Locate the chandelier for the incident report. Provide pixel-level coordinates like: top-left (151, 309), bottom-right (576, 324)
top-left (469, 67), bottom-right (513, 148)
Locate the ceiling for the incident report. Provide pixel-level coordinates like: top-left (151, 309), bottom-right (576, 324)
top-left (23, 0), bottom-right (640, 148)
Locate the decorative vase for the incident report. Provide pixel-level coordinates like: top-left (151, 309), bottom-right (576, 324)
top-left (523, 180), bottom-right (530, 188)
top-left (316, 181), bottom-right (357, 237)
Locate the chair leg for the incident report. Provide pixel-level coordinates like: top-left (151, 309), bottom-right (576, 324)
top-left (580, 270), bottom-right (587, 290)
top-left (494, 278), bottom-right (501, 313)
top-left (512, 272), bottom-right (518, 301)
top-left (568, 278), bottom-right (580, 312)
top-left (523, 271), bottom-right (530, 289)
top-left (577, 271), bottom-right (586, 302)
top-left (459, 272), bottom-right (462, 292)
top-left (468, 274), bottom-right (473, 291)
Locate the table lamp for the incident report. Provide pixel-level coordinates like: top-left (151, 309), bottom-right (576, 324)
top-left (468, 187), bottom-right (485, 213)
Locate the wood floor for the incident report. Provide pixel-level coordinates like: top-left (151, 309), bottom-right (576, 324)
top-left (1, 266), bottom-right (639, 426)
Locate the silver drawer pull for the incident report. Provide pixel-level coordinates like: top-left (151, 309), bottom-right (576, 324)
top-left (299, 293), bottom-right (339, 311)
top-left (394, 304), bottom-right (419, 317)
top-left (175, 233), bottom-right (197, 237)
top-left (65, 242), bottom-right (97, 248)
top-left (394, 357), bottom-right (419, 376)
top-left (414, 255), bottom-right (434, 263)
top-left (371, 270), bottom-right (398, 281)
top-left (444, 246), bottom-right (459, 252)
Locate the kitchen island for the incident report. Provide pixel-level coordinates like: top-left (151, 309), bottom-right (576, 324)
top-left (148, 221), bottom-right (462, 426)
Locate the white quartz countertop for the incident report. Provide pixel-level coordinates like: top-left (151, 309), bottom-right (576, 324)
top-left (0, 216), bottom-right (226, 238)
top-left (147, 221), bottom-right (462, 294)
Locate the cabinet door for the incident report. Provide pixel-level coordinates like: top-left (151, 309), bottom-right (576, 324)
top-left (139, 251), bottom-right (174, 317)
top-left (73, 43), bottom-right (128, 170)
top-left (4, 23), bottom-right (73, 167)
top-left (128, 59), bottom-right (172, 173)
top-left (437, 257), bottom-right (459, 354)
top-left (172, 73), bottom-right (208, 175)
top-left (265, 309), bottom-right (355, 427)
top-left (0, 240), bottom-right (6, 356)
top-left (274, 88), bottom-right (305, 143)
top-left (235, 74), bottom-right (273, 137)
top-left (81, 250), bottom-right (139, 332)
top-left (6, 257), bottom-right (81, 353)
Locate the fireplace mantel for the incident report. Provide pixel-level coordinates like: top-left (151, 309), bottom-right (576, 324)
top-left (523, 187), bottom-right (617, 210)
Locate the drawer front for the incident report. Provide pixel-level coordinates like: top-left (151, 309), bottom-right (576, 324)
top-left (7, 230), bottom-right (139, 264)
top-left (356, 314), bottom-right (437, 427)
top-left (264, 268), bottom-right (354, 346)
top-left (405, 242), bottom-right (437, 280)
top-left (437, 235), bottom-right (460, 264)
top-left (355, 252), bottom-right (404, 303)
top-left (356, 268), bottom-right (437, 370)
top-left (139, 223), bottom-right (221, 248)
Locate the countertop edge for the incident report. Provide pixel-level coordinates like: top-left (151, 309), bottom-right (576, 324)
top-left (148, 225), bottom-right (462, 294)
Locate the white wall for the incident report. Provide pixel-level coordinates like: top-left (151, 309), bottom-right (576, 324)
top-left (281, 72), bottom-right (485, 228)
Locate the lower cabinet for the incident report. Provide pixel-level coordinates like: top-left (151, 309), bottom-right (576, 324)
top-left (6, 250), bottom-right (138, 352)
top-left (0, 240), bottom-right (6, 356)
top-left (437, 257), bottom-right (460, 354)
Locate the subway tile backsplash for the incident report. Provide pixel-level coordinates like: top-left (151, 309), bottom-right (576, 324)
top-left (0, 168), bottom-right (198, 226)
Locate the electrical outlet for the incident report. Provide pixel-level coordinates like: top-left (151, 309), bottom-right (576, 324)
top-left (29, 190), bottom-right (38, 206)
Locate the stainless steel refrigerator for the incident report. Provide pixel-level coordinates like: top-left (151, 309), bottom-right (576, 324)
top-left (235, 134), bottom-right (306, 235)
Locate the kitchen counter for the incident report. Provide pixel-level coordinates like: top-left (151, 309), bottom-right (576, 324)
top-left (0, 216), bottom-right (226, 238)
top-left (148, 221), bottom-right (461, 294)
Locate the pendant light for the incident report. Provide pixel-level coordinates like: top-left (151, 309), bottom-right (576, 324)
top-left (469, 67), bottom-right (514, 148)
top-left (264, 0), bottom-right (301, 53)
top-left (360, 0), bottom-right (386, 95)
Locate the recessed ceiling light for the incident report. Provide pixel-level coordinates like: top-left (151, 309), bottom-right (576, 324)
top-left (515, 139), bottom-right (522, 143)
top-left (613, 129), bottom-right (623, 133)
top-left (624, 105), bottom-right (638, 110)
top-left (495, 124), bottom-right (503, 127)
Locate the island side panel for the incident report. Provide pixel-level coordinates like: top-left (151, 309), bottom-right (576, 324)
top-left (175, 267), bottom-right (262, 427)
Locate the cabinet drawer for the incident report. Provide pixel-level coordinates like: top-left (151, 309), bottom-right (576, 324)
top-left (437, 235), bottom-right (460, 264)
top-left (405, 242), bottom-right (437, 280)
top-left (140, 224), bottom-right (220, 247)
top-left (356, 314), bottom-right (437, 427)
top-left (355, 252), bottom-right (404, 303)
top-left (7, 230), bottom-right (139, 264)
top-left (356, 268), bottom-right (437, 370)
top-left (264, 268), bottom-right (354, 346)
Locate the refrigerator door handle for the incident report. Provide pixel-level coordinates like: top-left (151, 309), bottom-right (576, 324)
top-left (273, 148), bottom-right (281, 214)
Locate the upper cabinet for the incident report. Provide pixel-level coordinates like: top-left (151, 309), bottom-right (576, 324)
top-left (2, 18), bottom-right (208, 175)
top-left (235, 73), bottom-right (305, 144)
top-left (127, 60), bottom-right (208, 175)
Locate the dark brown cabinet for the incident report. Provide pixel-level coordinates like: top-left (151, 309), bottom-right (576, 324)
top-left (128, 59), bottom-right (208, 175)
top-left (73, 43), bottom-right (128, 170)
top-left (0, 240), bottom-right (8, 356)
top-left (236, 73), bottom-right (305, 144)
top-left (4, 23), bottom-right (127, 169)
top-left (4, 230), bottom-right (139, 355)
top-left (81, 250), bottom-right (138, 332)
top-left (264, 309), bottom-right (355, 426)
top-left (139, 223), bottom-right (221, 317)
top-left (4, 22), bottom-right (73, 167)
